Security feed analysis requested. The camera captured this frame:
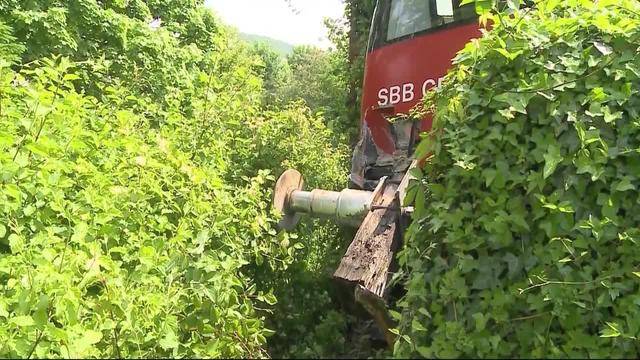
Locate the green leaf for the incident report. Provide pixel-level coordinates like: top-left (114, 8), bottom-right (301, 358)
top-left (63, 73), bottom-right (81, 81)
top-left (403, 183), bottom-right (419, 207)
top-left (600, 323), bottom-right (621, 338)
top-left (414, 138), bottom-right (431, 160)
top-left (409, 166), bottom-right (424, 180)
top-left (262, 293), bottom-right (277, 306)
top-left (603, 108), bottom-right (622, 124)
top-left (139, 246), bottom-right (155, 266)
top-left (472, 313), bottom-right (488, 331)
top-left (4, 184), bottom-right (21, 200)
top-left (545, 0), bottom-right (561, 11)
top-left (8, 234), bottom-right (24, 253)
top-left (389, 310), bottom-right (402, 321)
top-left (159, 331), bottom-right (179, 350)
top-left (494, 92), bottom-right (534, 114)
top-left (543, 145), bottom-right (563, 179)
top-left (418, 308), bottom-right (432, 318)
top-left (474, 0), bottom-right (494, 15)
top-left (416, 346), bottom-right (431, 358)
top-left (0, 302), bottom-right (7, 319)
top-left (47, 325), bottom-right (69, 342)
top-left (82, 330), bottom-right (103, 345)
top-left (33, 295), bottom-right (49, 327)
top-left (23, 205), bottom-right (35, 217)
top-left (615, 178), bottom-right (635, 192)
top-left (70, 222), bottom-right (88, 244)
top-left (495, 48), bottom-right (523, 61)
top-left (0, 129), bottom-right (15, 146)
top-left (483, 168), bottom-right (497, 188)
top-left (25, 141), bottom-right (49, 157)
top-left (506, 0), bottom-right (521, 11)
top-left (414, 186), bottom-right (426, 217)
top-left (412, 319), bottom-right (427, 332)
top-left (10, 316), bottom-right (35, 327)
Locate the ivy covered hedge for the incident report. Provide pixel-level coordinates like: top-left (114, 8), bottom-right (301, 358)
top-left (0, 0), bottom-right (351, 358)
top-left (397, 0), bottom-right (640, 358)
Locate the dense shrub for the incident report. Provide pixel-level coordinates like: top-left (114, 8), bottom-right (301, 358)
top-left (396, 0), bottom-right (640, 358)
top-left (0, 0), bottom-right (353, 357)
top-left (275, 47), bottom-right (353, 141)
top-left (229, 105), bottom-right (362, 358)
top-left (327, 0), bottom-right (376, 132)
top-left (0, 58), bottom-right (285, 358)
top-left (0, 0), bottom-right (235, 110)
top-left (250, 43), bottom-right (355, 143)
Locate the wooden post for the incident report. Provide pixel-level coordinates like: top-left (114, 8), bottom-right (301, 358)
top-left (333, 177), bottom-right (401, 346)
top-left (333, 161), bottom-right (418, 347)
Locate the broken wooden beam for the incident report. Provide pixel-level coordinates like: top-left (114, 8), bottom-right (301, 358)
top-left (333, 179), bottom-right (399, 298)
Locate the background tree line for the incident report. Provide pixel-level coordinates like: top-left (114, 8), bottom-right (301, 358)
top-left (249, 0), bottom-right (375, 145)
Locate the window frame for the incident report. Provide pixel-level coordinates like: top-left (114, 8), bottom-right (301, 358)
top-left (368, 0), bottom-right (477, 52)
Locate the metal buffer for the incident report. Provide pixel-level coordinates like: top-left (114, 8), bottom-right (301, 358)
top-left (273, 164), bottom-right (417, 346)
top-left (273, 169), bottom-right (378, 230)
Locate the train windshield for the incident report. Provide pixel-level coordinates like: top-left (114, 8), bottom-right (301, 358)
top-left (369, 0), bottom-right (476, 49)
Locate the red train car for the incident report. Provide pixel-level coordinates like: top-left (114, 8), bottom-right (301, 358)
top-left (350, 0), bottom-right (481, 189)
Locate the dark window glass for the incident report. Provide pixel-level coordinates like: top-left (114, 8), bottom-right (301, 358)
top-left (369, 0), bottom-right (476, 50)
top-left (387, 0), bottom-right (434, 41)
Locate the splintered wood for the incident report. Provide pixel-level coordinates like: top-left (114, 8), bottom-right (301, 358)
top-left (333, 181), bottom-right (399, 298)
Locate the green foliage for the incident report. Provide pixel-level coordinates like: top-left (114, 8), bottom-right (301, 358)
top-left (0, 0), bottom-right (230, 109)
top-left (0, 21), bottom-right (24, 64)
top-left (271, 47), bottom-right (353, 142)
top-left (249, 42), bottom-right (291, 107)
top-left (231, 105), bottom-right (349, 186)
top-left (247, 40), bottom-right (355, 143)
top-left (397, 0), bottom-right (640, 357)
top-left (241, 33), bottom-right (294, 57)
top-left (0, 0), bottom-right (354, 357)
top-left (339, 0), bottom-right (377, 127)
top-left (228, 106), bottom-right (360, 358)
top-left (0, 58), bottom-right (283, 358)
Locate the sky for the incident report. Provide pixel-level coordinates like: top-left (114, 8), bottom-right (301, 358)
top-left (205, 0), bottom-right (345, 48)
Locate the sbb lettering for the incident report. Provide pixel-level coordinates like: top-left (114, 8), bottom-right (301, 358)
top-left (377, 88), bottom-right (389, 105)
top-left (402, 83), bottom-right (414, 102)
top-left (377, 77), bottom-right (446, 106)
top-left (421, 79), bottom-right (436, 95)
top-left (389, 86), bottom-right (402, 105)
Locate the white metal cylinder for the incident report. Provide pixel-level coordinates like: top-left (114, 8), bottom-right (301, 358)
top-left (289, 188), bottom-right (373, 226)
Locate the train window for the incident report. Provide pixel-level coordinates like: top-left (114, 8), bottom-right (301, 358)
top-left (386, 0), bottom-right (434, 41)
top-left (373, 0), bottom-right (476, 47)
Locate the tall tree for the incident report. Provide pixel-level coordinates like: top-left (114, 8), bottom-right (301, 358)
top-left (344, 0), bottom-right (376, 122)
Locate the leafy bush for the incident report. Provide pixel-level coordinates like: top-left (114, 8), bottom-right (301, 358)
top-left (250, 42), bottom-right (291, 107)
top-left (0, 21), bottom-right (23, 64)
top-left (250, 43), bottom-right (355, 143)
top-left (276, 47), bottom-right (351, 138)
top-left (0, 0), bottom-right (355, 357)
top-left (232, 104), bottom-right (349, 185)
top-left (0, 0), bottom-right (233, 110)
top-left (0, 58), bottom-right (289, 358)
top-left (397, 0), bottom-right (640, 358)
top-left (228, 105), bottom-right (360, 358)
top-left (327, 0), bottom-right (376, 132)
